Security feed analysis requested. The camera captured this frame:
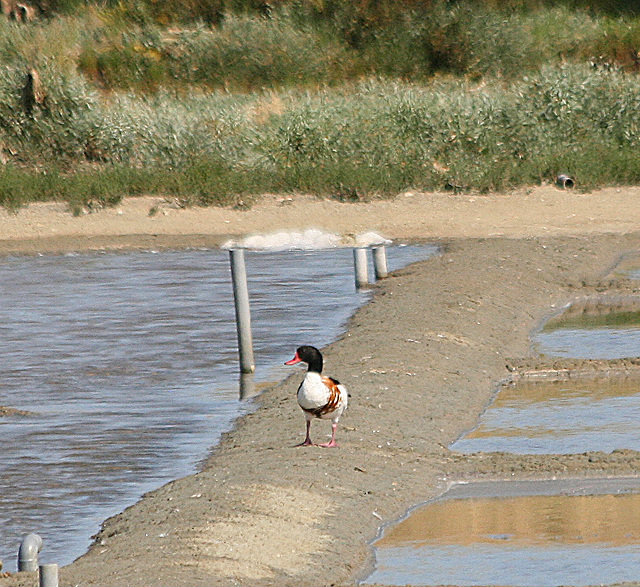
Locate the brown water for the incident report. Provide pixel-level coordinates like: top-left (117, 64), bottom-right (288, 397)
top-left (365, 479), bottom-right (640, 586)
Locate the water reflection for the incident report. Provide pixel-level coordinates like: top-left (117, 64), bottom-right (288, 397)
top-left (367, 486), bottom-right (640, 587)
top-left (239, 372), bottom-right (257, 400)
top-left (536, 308), bottom-right (640, 359)
top-left (610, 254), bottom-right (640, 280)
top-left (537, 326), bottom-right (640, 359)
top-left (452, 377), bottom-right (640, 453)
top-left (378, 493), bottom-right (640, 546)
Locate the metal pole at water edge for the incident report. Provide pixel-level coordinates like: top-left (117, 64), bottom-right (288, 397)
top-left (229, 248), bottom-right (255, 374)
top-left (372, 246), bottom-right (388, 280)
top-left (353, 248), bottom-right (369, 290)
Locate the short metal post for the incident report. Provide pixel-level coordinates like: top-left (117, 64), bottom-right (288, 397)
top-left (556, 174), bottom-right (575, 189)
top-left (353, 247), bottom-right (369, 290)
top-left (18, 533), bottom-right (43, 572)
top-left (39, 564), bottom-right (58, 587)
top-left (372, 246), bottom-right (388, 280)
top-left (229, 248), bottom-right (255, 374)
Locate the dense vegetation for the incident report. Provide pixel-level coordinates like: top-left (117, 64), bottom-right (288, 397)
top-left (1, 0), bottom-right (640, 210)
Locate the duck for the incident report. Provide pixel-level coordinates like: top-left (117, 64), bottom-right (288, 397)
top-left (285, 345), bottom-right (348, 447)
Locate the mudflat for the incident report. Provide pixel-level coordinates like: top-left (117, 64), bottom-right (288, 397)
top-left (2, 186), bottom-right (640, 586)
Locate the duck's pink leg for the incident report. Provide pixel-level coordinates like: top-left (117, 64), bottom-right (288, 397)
top-left (318, 423), bottom-right (338, 448)
top-left (295, 420), bottom-right (314, 447)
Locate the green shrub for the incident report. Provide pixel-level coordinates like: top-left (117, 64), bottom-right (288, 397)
top-left (257, 67), bottom-right (640, 194)
top-left (2, 0), bottom-right (640, 208)
top-left (166, 15), bottom-right (347, 91)
top-left (0, 61), bottom-right (102, 163)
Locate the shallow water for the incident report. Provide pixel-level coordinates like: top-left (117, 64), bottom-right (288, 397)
top-left (457, 305), bottom-right (640, 454)
top-left (536, 325), bottom-right (640, 359)
top-left (534, 302), bottom-right (640, 359)
top-left (0, 244), bottom-right (435, 571)
top-left (366, 480), bottom-right (640, 587)
top-left (451, 377), bottom-right (640, 454)
top-left (369, 291), bottom-right (640, 585)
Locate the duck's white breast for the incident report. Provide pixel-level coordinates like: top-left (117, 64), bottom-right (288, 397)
top-left (297, 372), bottom-right (330, 410)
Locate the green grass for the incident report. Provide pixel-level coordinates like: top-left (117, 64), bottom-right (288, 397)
top-left (2, 65), bottom-right (640, 210)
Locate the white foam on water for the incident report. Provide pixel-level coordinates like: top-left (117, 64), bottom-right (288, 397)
top-left (222, 229), bottom-right (391, 251)
top-left (355, 232), bottom-right (392, 247)
top-left (222, 229), bottom-right (340, 251)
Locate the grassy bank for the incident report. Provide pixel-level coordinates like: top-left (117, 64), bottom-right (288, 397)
top-left (1, 1), bottom-right (640, 209)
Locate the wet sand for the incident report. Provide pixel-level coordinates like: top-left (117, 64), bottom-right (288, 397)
top-left (2, 187), bottom-right (640, 586)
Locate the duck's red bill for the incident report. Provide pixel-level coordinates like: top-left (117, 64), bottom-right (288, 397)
top-left (285, 352), bottom-right (301, 365)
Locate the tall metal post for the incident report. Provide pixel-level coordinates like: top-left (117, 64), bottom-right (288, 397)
top-left (239, 372), bottom-right (257, 400)
top-left (229, 248), bottom-right (255, 374)
top-left (353, 247), bottom-right (369, 290)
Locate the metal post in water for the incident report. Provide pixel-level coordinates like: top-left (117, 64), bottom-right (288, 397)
top-left (39, 564), bottom-right (58, 587)
top-left (229, 248), bottom-right (255, 374)
top-left (372, 246), bottom-right (388, 280)
top-left (18, 533), bottom-right (43, 572)
top-left (353, 247), bottom-right (369, 290)
top-left (239, 372), bottom-right (257, 400)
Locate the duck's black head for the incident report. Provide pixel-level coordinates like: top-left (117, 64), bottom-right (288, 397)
top-left (284, 345), bottom-right (323, 373)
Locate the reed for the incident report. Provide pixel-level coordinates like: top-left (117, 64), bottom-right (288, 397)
top-left (2, 64), bottom-right (640, 209)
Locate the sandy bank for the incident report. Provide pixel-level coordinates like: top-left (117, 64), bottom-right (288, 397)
top-left (1, 185), bottom-right (640, 254)
top-left (1, 187), bottom-right (640, 586)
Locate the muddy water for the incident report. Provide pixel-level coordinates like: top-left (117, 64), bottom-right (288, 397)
top-left (366, 479), bottom-right (640, 587)
top-left (0, 245), bottom-right (435, 571)
top-left (451, 305), bottom-right (640, 454)
top-left (451, 377), bottom-right (640, 453)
